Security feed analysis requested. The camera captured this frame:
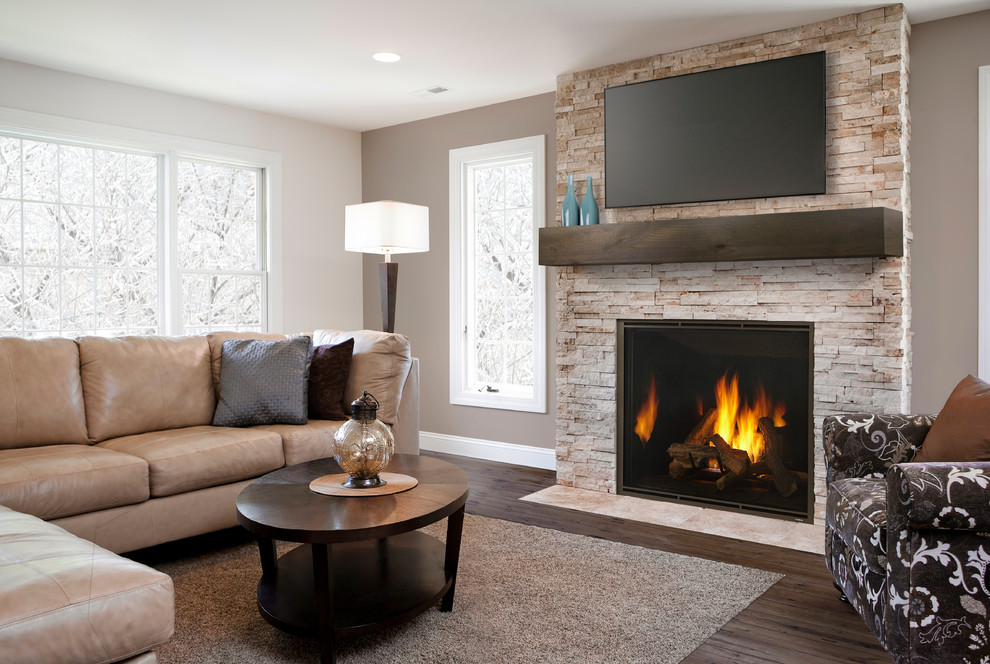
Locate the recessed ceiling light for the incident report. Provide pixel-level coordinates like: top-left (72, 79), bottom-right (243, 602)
top-left (373, 52), bottom-right (401, 63)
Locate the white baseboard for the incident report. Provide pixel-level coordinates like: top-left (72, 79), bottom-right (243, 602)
top-left (419, 431), bottom-right (556, 470)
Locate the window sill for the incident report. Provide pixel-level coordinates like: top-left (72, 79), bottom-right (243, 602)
top-left (450, 390), bottom-right (546, 414)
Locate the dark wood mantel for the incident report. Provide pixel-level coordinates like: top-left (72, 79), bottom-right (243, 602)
top-left (538, 207), bottom-right (903, 266)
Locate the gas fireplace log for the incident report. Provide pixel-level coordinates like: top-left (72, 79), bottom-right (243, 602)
top-left (668, 437), bottom-right (749, 477)
top-left (757, 417), bottom-right (798, 498)
top-left (705, 434), bottom-right (751, 476)
top-left (669, 459), bottom-right (687, 480)
top-left (684, 409), bottom-right (718, 446)
top-left (668, 444), bottom-right (720, 469)
top-left (715, 471), bottom-right (743, 491)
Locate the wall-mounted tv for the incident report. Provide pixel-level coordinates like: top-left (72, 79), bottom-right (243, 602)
top-left (604, 51), bottom-right (826, 208)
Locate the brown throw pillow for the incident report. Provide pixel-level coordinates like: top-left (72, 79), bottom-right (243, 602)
top-left (915, 374), bottom-right (990, 463)
top-left (308, 338), bottom-right (354, 420)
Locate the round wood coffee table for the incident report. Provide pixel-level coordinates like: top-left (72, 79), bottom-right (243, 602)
top-left (235, 454), bottom-right (469, 664)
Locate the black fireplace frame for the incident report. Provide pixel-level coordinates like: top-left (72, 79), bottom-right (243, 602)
top-left (616, 319), bottom-right (815, 522)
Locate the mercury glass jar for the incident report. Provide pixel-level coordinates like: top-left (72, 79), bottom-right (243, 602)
top-left (333, 392), bottom-right (394, 488)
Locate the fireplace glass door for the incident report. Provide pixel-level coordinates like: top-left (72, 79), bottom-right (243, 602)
top-left (617, 320), bottom-right (813, 521)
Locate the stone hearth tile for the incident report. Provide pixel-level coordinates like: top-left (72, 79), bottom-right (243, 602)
top-left (520, 484), bottom-right (620, 512)
top-left (596, 496), bottom-right (699, 527)
top-left (521, 485), bottom-right (825, 555)
top-left (784, 526), bottom-right (829, 553)
top-left (679, 509), bottom-right (823, 554)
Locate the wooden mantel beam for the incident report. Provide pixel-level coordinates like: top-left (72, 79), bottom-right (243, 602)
top-left (537, 207), bottom-right (903, 267)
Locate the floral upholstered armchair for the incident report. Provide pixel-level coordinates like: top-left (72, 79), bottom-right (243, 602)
top-left (824, 408), bottom-right (990, 664)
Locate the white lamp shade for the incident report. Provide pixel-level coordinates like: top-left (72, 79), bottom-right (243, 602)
top-left (345, 201), bottom-right (429, 256)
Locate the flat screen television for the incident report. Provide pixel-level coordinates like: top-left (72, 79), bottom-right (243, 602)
top-left (604, 51), bottom-right (826, 208)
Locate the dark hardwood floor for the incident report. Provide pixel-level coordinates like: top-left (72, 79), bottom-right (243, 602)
top-left (422, 451), bottom-right (892, 664)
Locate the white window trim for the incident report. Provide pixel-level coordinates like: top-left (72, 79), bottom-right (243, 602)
top-left (0, 105), bottom-right (283, 333)
top-left (449, 135), bottom-right (547, 413)
top-left (980, 65), bottom-right (990, 378)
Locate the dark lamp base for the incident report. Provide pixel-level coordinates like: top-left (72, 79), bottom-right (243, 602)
top-left (379, 261), bottom-right (398, 334)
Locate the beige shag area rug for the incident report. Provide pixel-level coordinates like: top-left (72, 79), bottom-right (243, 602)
top-left (155, 515), bottom-right (781, 664)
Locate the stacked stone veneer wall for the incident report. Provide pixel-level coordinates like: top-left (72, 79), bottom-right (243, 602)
top-left (553, 5), bottom-right (911, 522)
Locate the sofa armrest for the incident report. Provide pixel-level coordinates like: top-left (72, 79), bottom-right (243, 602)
top-left (887, 462), bottom-right (990, 531)
top-left (392, 357), bottom-right (420, 455)
top-left (823, 413), bottom-right (933, 484)
top-left (883, 461), bottom-right (990, 660)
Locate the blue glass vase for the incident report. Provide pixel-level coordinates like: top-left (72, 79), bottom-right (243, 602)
top-left (561, 174), bottom-right (579, 227)
top-left (580, 176), bottom-right (599, 225)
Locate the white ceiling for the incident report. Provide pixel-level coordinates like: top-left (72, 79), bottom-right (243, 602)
top-left (0, 0), bottom-right (987, 132)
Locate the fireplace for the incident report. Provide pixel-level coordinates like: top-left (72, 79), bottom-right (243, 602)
top-left (617, 320), bottom-right (814, 522)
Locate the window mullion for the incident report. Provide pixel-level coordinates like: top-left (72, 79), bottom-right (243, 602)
top-left (19, 140), bottom-right (24, 336)
top-left (163, 150), bottom-right (179, 335)
top-left (257, 169), bottom-right (268, 332)
top-left (55, 144), bottom-right (63, 337)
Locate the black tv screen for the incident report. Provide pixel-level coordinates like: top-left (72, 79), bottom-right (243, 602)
top-left (604, 51), bottom-right (826, 208)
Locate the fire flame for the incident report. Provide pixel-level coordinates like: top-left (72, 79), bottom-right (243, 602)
top-left (713, 372), bottom-right (786, 463)
top-left (634, 378), bottom-right (659, 448)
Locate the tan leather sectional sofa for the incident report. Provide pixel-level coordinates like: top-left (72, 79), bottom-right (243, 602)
top-left (0, 328), bottom-right (419, 663)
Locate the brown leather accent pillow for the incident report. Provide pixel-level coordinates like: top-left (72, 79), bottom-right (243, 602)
top-left (308, 338), bottom-right (354, 420)
top-left (915, 374), bottom-right (990, 463)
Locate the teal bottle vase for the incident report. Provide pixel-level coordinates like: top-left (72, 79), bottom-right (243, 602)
top-left (561, 174), bottom-right (579, 227)
top-left (580, 176), bottom-right (599, 225)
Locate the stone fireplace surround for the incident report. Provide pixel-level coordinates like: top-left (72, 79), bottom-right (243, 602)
top-left (552, 5), bottom-right (910, 524)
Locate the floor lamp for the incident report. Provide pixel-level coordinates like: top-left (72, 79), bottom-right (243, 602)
top-left (344, 201), bottom-right (429, 333)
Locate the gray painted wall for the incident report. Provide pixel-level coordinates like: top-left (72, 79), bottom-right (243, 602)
top-left (910, 10), bottom-right (990, 412)
top-left (361, 93), bottom-right (558, 449)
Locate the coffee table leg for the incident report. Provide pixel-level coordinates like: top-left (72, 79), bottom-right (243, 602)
top-left (441, 505), bottom-right (465, 612)
top-left (312, 543), bottom-right (336, 664)
top-left (257, 537), bottom-right (277, 577)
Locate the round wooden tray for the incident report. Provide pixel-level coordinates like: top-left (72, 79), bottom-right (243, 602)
top-left (308, 472), bottom-right (419, 497)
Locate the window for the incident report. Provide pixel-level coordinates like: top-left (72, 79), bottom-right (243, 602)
top-left (0, 137), bottom-right (160, 336)
top-left (177, 159), bottom-right (265, 334)
top-left (0, 109), bottom-right (279, 338)
top-left (449, 136), bottom-right (546, 412)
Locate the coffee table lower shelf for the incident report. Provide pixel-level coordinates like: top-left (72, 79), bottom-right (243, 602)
top-left (257, 531), bottom-right (451, 638)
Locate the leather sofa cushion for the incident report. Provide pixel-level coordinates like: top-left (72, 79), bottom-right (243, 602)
top-left (0, 337), bottom-right (89, 449)
top-left (826, 477), bottom-right (888, 574)
top-left (0, 445), bottom-right (149, 520)
top-left (206, 331), bottom-right (287, 397)
top-left (78, 335), bottom-right (215, 442)
top-left (98, 425), bottom-right (284, 497)
top-left (0, 505), bottom-right (174, 664)
top-left (313, 329), bottom-right (412, 426)
top-left (119, 654), bottom-right (158, 664)
top-left (254, 420), bottom-right (345, 466)
top-left (118, 654), bottom-right (158, 664)
top-left (52, 481), bottom-right (251, 555)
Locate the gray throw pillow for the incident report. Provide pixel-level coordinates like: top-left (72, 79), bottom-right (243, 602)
top-left (212, 336), bottom-right (313, 427)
